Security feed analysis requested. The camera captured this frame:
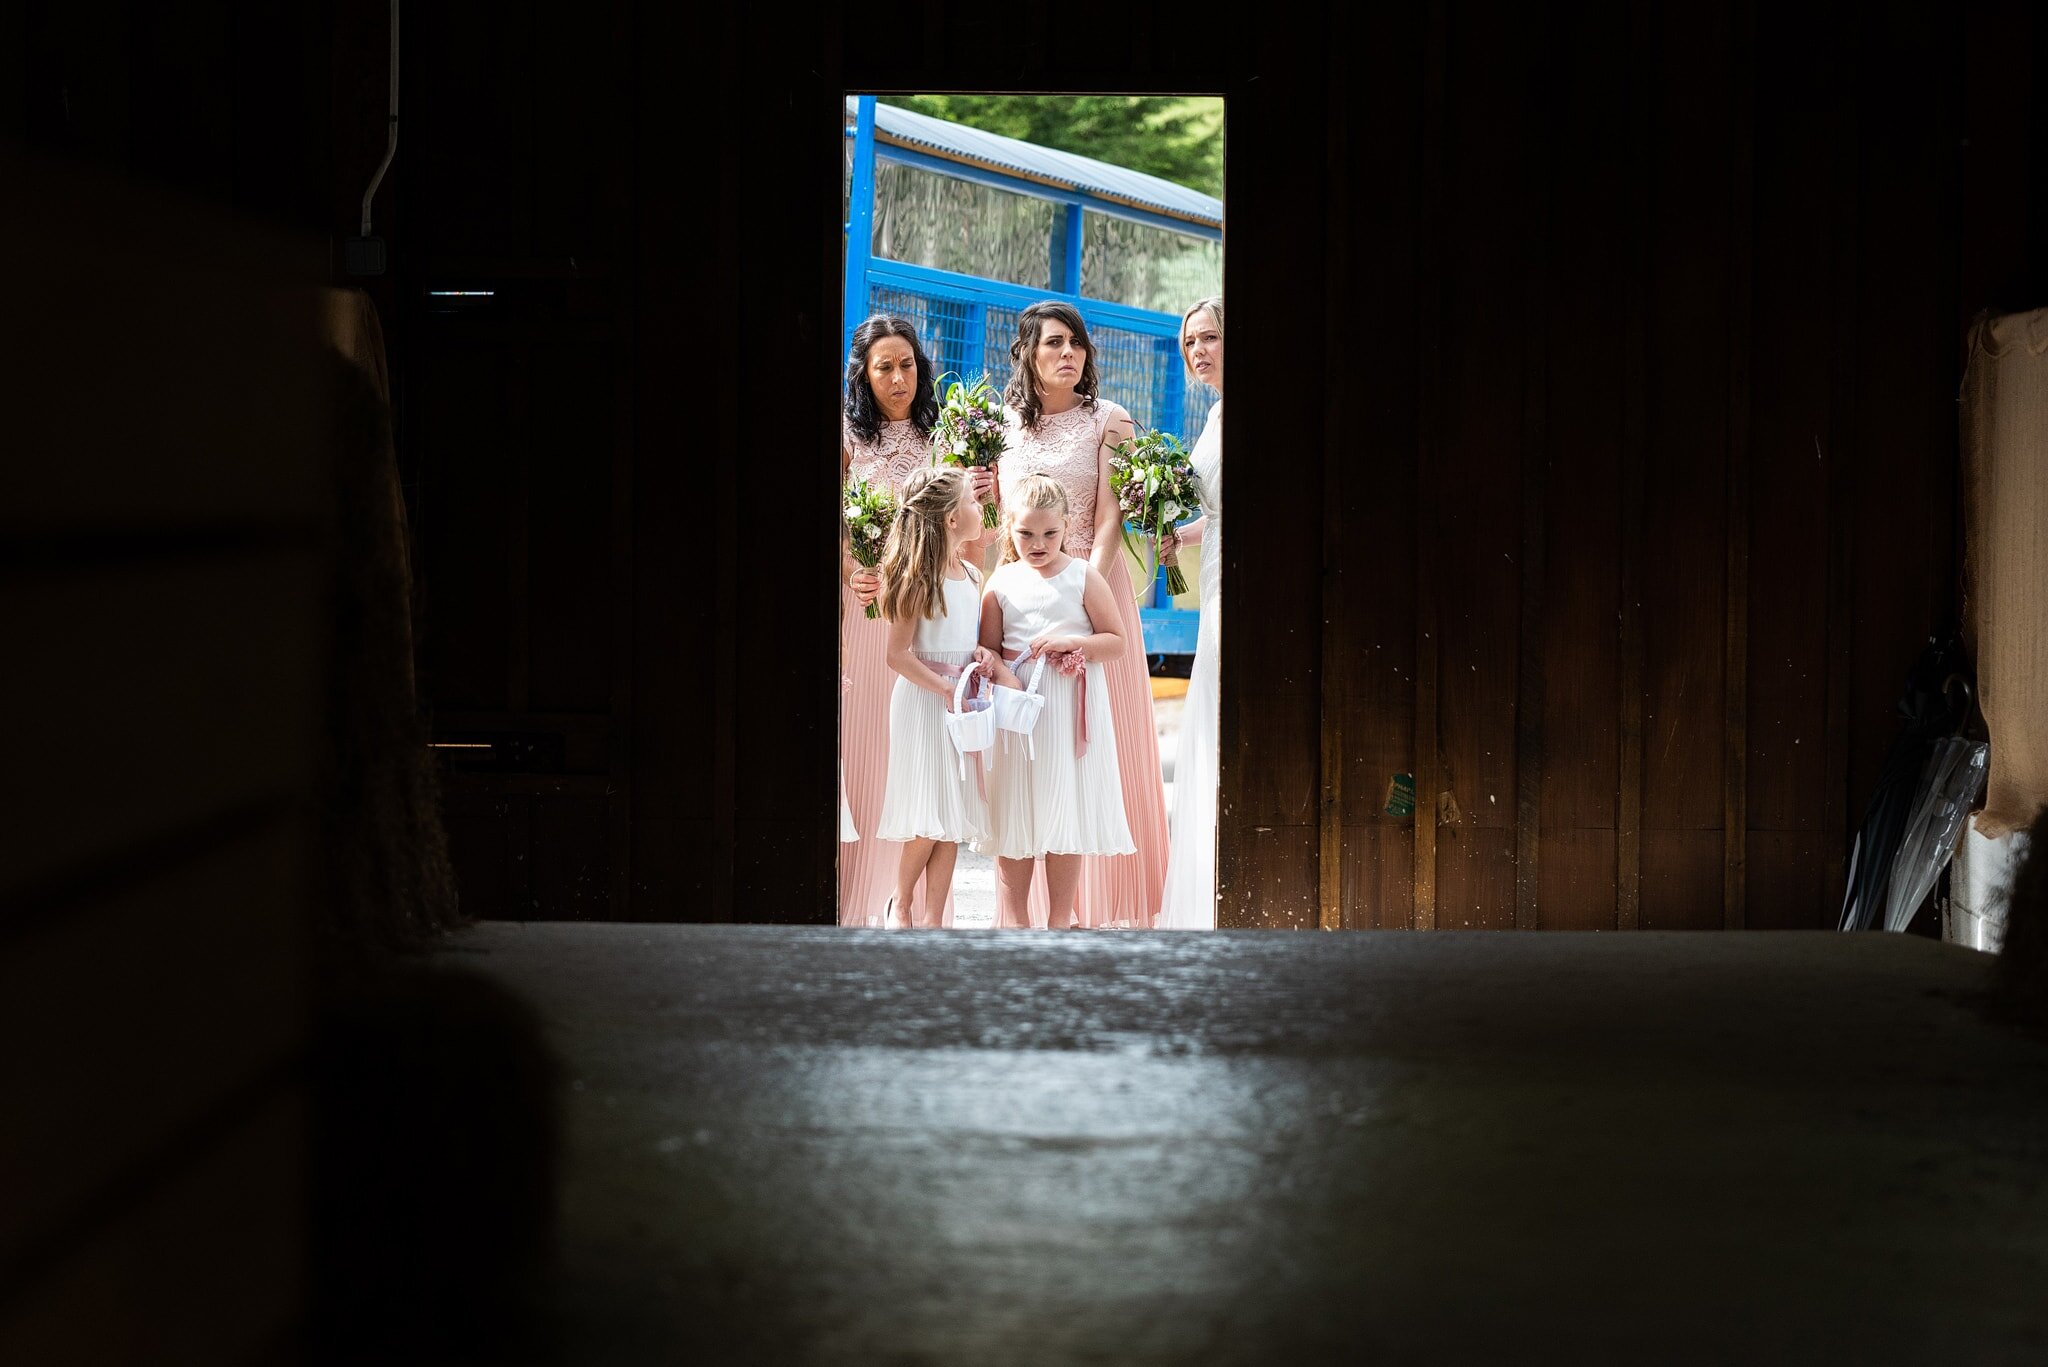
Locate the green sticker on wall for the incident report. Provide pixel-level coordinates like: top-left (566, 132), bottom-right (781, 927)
top-left (1385, 772), bottom-right (1417, 818)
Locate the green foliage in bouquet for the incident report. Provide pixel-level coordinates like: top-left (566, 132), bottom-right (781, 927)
top-left (931, 373), bottom-right (1007, 528)
top-left (844, 473), bottom-right (897, 619)
top-left (1108, 428), bottom-right (1202, 598)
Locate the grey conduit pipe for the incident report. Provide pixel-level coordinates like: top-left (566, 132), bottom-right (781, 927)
top-left (360, 0), bottom-right (399, 237)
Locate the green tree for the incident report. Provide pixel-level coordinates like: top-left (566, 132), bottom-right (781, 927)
top-left (879, 95), bottom-right (1223, 199)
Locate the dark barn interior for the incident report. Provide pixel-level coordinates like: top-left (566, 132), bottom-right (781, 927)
top-left (10, 1), bottom-right (2048, 1362)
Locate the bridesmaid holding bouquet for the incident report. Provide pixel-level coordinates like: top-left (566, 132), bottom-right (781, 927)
top-left (995, 302), bottom-right (1169, 929)
top-left (841, 315), bottom-right (994, 926)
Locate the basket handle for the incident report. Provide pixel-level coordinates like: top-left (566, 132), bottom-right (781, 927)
top-left (952, 659), bottom-right (983, 713)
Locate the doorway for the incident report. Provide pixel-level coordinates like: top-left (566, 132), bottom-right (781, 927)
top-left (836, 92), bottom-right (1225, 931)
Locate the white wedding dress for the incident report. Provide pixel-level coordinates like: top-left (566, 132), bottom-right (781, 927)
top-left (1158, 400), bottom-right (1222, 929)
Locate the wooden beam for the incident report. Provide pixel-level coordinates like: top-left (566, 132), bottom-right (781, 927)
top-left (1821, 7), bottom-right (1860, 925)
top-left (1318, 2), bottom-right (1353, 932)
top-left (1412, 0), bottom-right (1450, 931)
top-left (1515, 11), bottom-right (1555, 933)
top-left (1723, 0), bottom-right (1755, 930)
top-left (1617, 0), bottom-right (1655, 931)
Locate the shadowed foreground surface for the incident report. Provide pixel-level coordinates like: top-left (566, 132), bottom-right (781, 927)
top-left (444, 925), bottom-right (2048, 1364)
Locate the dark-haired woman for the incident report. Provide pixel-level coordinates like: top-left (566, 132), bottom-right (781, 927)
top-left (840, 315), bottom-right (992, 926)
top-left (995, 302), bottom-right (1169, 929)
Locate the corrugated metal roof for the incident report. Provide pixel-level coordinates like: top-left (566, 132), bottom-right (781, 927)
top-left (847, 97), bottom-right (1222, 231)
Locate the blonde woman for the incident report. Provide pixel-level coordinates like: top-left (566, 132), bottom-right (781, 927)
top-left (1158, 297), bottom-right (1223, 929)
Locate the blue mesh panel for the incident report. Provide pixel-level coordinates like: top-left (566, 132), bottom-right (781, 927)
top-left (867, 287), bottom-right (977, 385)
top-left (863, 280), bottom-right (1216, 454)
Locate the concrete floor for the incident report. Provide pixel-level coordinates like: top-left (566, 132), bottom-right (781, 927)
top-left (442, 924), bottom-right (2048, 1365)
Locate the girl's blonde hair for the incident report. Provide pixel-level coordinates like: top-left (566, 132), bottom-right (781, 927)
top-left (878, 466), bottom-right (972, 622)
top-left (999, 472), bottom-right (1070, 565)
top-left (1179, 295), bottom-right (1223, 382)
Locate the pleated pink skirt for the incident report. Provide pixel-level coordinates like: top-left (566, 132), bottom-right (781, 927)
top-left (1073, 553), bottom-right (1168, 927)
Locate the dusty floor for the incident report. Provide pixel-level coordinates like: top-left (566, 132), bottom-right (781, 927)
top-left (441, 923), bottom-right (2048, 1364)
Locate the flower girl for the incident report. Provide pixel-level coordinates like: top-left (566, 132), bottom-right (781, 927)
top-left (874, 467), bottom-right (998, 929)
top-left (979, 473), bottom-right (1135, 929)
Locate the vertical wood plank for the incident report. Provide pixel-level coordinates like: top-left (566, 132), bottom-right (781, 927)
top-left (1642, 0), bottom-right (1732, 925)
top-left (1435, 0), bottom-right (1525, 933)
top-left (1331, 0), bottom-right (1424, 929)
top-left (1539, 0), bottom-right (1632, 931)
top-left (1514, 6), bottom-right (1554, 932)
top-left (1819, 0), bottom-right (1863, 925)
top-left (1317, 0), bottom-right (1353, 933)
top-left (1723, 0), bottom-right (1755, 929)
top-left (1617, 0), bottom-right (1655, 931)
top-left (1846, 5), bottom-right (1964, 833)
top-left (1412, 0), bottom-right (1450, 931)
top-left (1749, 0), bottom-right (1843, 928)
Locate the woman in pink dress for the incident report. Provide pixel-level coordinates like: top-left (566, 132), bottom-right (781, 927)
top-left (996, 302), bottom-right (1169, 929)
top-left (841, 315), bottom-right (993, 926)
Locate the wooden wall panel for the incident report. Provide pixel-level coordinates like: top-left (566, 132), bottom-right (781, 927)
top-left (526, 343), bottom-right (617, 713)
top-left (1535, 0), bottom-right (1635, 929)
top-left (1640, 1), bottom-right (1734, 848)
top-left (1540, 829), bottom-right (1620, 932)
top-left (369, 0), bottom-right (2032, 926)
top-left (1846, 6), bottom-right (1965, 817)
top-left (1744, 0), bottom-right (1843, 926)
top-left (1432, 1), bottom-right (1531, 931)
top-left (397, 0), bottom-right (634, 922)
top-left (1330, 0), bottom-right (1424, 931)
top-left (1641, 830), bottom-right (1725, 930)
top-left (413, 341), bottom-right (518, 713)
top-left (1341, 828), bottom-right (1414, 932)
top-left (1210, 15), bottom-right (1327, 929)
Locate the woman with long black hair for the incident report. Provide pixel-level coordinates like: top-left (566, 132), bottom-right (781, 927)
top-left (840, 315), bottom-right (992, 926)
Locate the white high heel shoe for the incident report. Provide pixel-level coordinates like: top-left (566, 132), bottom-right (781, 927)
top-left (883, 896), bottom-right (910, 930)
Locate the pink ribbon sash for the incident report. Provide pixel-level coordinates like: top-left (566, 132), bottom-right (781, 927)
top-left (1010, 649), bottom-right (1089, 758)
top-left (920, 656), bottom-right (989, 799)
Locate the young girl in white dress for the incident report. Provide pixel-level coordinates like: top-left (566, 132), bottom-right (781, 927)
top-left (874, 468), bottom-right (999, 929)
top-left (978, 473), bottom-right (1136, 930)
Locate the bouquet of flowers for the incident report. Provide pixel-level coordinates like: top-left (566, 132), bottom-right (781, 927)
top-left (931, 373), bottom-right (1007, 528)
top-left (1108, 427), bottom-right (1202, 597)
top-left (844, 472), bottom-right (897, 619)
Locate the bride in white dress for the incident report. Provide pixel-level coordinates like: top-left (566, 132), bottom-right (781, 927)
top-left (1158, 298), bottom-right (1224, 929)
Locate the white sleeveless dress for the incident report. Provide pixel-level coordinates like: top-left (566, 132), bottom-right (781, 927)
top-left (1158, 401), bottom-right (1222, 928)
top-left (875, 571), bottom-right (989, 844)
top-left (982, 558), bottom-right (1135, 861)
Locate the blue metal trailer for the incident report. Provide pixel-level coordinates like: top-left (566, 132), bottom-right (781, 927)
top-left (843, 95), bottom-right (1220, 657)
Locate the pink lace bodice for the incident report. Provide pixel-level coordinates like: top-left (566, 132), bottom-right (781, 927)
top-left (844, 417), bottom-right (931, 493)
top-left (999, 400), bottom-right (1126, 556)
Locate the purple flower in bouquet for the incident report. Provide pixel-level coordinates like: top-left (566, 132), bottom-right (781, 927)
top-left (844, 473), bottom-right (897, 619)
top-left (931, 373), bottom-right (1007, 528)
